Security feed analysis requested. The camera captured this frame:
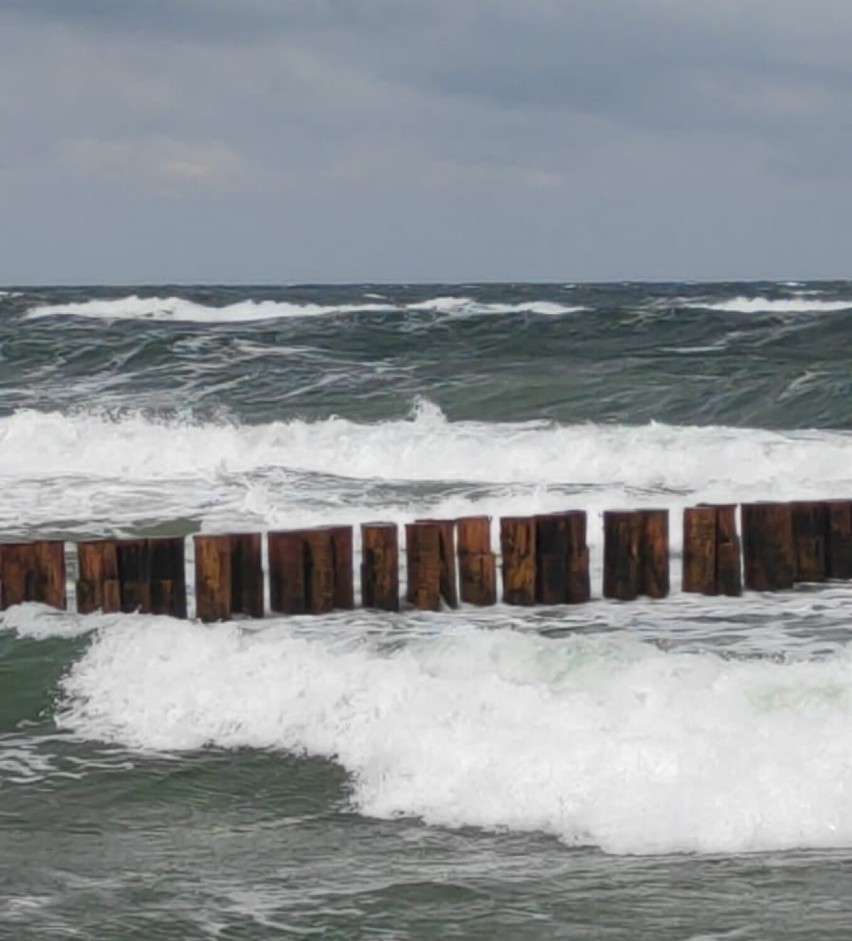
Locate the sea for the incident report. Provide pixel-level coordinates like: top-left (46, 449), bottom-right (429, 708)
top-left (2, 281), bottom-right (852, 939)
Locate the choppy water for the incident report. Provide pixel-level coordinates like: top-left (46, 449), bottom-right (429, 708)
top-left (3, 282), bottom-right (852, 938)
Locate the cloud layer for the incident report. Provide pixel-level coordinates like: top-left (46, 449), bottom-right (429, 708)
top-left (2, 1), bottom-right (851, 282)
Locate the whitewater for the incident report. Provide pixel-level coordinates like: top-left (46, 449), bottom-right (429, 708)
top-left (4, 281), bottom-right (852, 939)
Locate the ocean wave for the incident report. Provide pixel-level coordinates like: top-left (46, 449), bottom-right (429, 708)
top-left (54, 618), bottom-right (852, 855)
top-left (25, 295), bottom-right (585, 323)
top-left (685, 296), bottom-right (852, 314)
top-left (2, 401), bottom-right (852, 542)
top-left (2, 401), bottom-right (851, 491)
top-left (25, 296), bottom-right (396, 323)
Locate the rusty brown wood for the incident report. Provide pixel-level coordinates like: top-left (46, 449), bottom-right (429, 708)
top-left (76, 540), bottom-right (120, 614)
top-left (741, 502), bottom-right (795, 592)
top-left (416, 519), bottom-right (459, 608)
top-left (0, 542), bottom-right (66, 611)
top-left (456, 516), bottom-right (496, 606)
top-left (827, 500), bottom-right (852, 579)
top-left (229, 533), bottom-right (263, 618)
top-left (328, 525), bottom-right (354, 610)
top-left (406, 522), bottom-right (442, 611)
top-left (637, 509), bottom-right (669, 599)
top-left (268, 531), bottom-right (307, 615)
top-left (148, 537), bottom-right (187, 618)
top-left (603, 511), bottom-right (640, 601)
top-left (791, 501), bottom-right (828, 583)
top-left (194, 535), bottom-right (232, 622)
top-left (303, 528), bottom-right (335, 615)
top-left (500, 517), bottom-right (536, 606)
top-left (361, 522), bottom-right (399, 611)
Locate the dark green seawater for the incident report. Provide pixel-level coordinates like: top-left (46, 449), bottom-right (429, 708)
top-left (3, 282), bottom-right (852, 938)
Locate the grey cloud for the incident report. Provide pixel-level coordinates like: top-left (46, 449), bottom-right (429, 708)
top-left (2, 1), bottom-right (852, 281)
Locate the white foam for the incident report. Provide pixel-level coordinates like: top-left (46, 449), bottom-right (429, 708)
top-left (405, 296), bottom-right (583, 316)
top-left (2, 402), bottom-right (852, 537)
top-left (55, 619), bottom-right (852, 855)
top-left (686, 296), bottom-right (852, 314)
top-left (25, 295), bottom-right (584, 323)
top-left (25, 296), bottom-right (396, 323)
top-left (0, 603), bottom-right (109, 641)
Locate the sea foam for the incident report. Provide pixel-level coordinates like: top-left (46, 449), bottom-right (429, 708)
top-left (54, 617), bottom-right (852, 855)
top-left (1, 403), bottom-right (852, 537)
top-left (25, 295), bottom-right (584, 323)
top-left (687, 296), bottom-right (852, 314)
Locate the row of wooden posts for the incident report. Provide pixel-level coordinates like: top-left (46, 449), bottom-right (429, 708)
top-left (0, 501), bottom-right (850, 621)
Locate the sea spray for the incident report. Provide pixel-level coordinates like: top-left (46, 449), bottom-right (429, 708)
top-left (54, 618), bottom-right (852, 855)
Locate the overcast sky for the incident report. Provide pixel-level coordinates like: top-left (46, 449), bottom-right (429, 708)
top-left (2, 0), bottom-right (852, 283)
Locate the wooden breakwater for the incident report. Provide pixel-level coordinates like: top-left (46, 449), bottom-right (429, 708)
top-left (1, 500), bottom-right (851, 621)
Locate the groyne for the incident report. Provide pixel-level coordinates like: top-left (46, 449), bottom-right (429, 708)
top-left (1, 500), bottom-right (850, 621)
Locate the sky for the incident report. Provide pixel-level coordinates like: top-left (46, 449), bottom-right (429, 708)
top-left (2, 0), bottom-right (852, 283)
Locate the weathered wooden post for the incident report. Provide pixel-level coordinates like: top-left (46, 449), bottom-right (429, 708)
top-left (456, 516), bottom-right (496, 605)
top-left (682, 505), bottom-right (742, 596)
top-left (406, 521), bottom-right (442, 611)
top-left (637, 509), bottom-right (669, 598)
top-left (791, 501), bottom-right (828, 583)
top-left (741, 502), bottom-right (795, 591)
top-left (827, 500), bottom-right (852, 579)
top-left (328, 525), bottom-right (354, 609)
top-left (715, 504), bottom-right (743, 596)
top-left (361, 522), bottom-right (399, 611)
top-left (0, 542), bottom-right (66, 610)
top-left (229, 533), bottom-right (264, 618)
top-left (268, 530), bottom-right (307, 615)
top-left (534, 511), bottom-right (590, 605)
top-left (76, 540), bottom-right (120, 613)
top-left (500, 516), bottom-right (536, 605)
top-left (416, 519), bottom-right (459, 608)
top-left (564, 511), bottom-right (591, 604)
top-left (148, 536), bottom-right (187, 618)
top-left (603, 511), bottom-right (640, 600)
top-left (116, 539), bottom-right (151, 614)
top-left (535, 513), bottom-right (569, 605)
top-left (194, 535), bottom-right (232, 622)
top-left (303, 529), bottom-right (335, 614)
top-left (682, 506), bottom-right (717, 594)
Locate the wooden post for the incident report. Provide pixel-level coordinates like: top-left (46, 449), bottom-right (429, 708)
top-left (148, 536), bottom-right (187, 618)
top-left (116, 539), bottom-right (151, 614)
top-left (682, 507), bottom-right (717, 594)
top-left (637, 509), bottom-right (669, 598)
top-left (535, 511), bottom-right (590, 605)
top-left (229, 533), bottom-right (264, 618)
top-left (564, 511), bottom-right (591, 604)
top-left (194, 535), bottom-right (231, 622)
top-left (456, 516), bottom-right (496, 606)
top-left (827, 500), bottom-right (852, 579)
top-left (500, 517), bottom-right (536, 605)
top-left (303, 529), bottom-right (335, 615)
top-left (0, 544), bottom-right (32, 609)
top-left (715, 505), bottom-right (743, 596)
top-left (0, 542), bottom-right (66, 610)
top-left (406, 522), bottom-right (442, 611)
top-left (741, 502), bottom-right (795, 591)
top-left (683, 506), bottom-right (742, 596)
top-left (416, 519), bottom-right (459, 608)
top-left (361, 522), bottom-right (399, 611)
top-left (791, 501), bottom-right (828, 583)
top-left (603, 511), bottom-right (640, 601)
top-left (268, 531), bottom-right (307, 615)
top-left (535, 513), bottom-right (569, 605)
top-left (77, 540), bottom-right (120, 614)
top-left (328, 525), bottom-right (355, 609)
